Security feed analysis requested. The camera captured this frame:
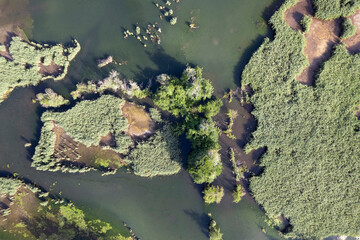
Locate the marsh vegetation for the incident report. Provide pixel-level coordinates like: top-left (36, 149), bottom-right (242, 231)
top-left (242, 0), bottom-right (360, 238)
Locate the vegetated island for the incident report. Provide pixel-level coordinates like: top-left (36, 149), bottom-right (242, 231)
top-left (241, 0), bottom-right (360, 239)
top-left (0, 177), bottom-right (134, 240)
top-left (32, 94), bottom-right (182, 177)
top-left (0, 36), bottom-right (80, 102)
top-left (32, 66), bottom-right (224, 183)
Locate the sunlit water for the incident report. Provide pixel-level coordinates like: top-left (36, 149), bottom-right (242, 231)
top-left (0, 0), bottom-right (286, 239)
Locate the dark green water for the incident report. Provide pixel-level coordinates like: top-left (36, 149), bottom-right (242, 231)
top-left (0, 0), bottom-right (286, 239)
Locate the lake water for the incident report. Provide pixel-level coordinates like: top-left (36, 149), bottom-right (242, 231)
top-left (0, 0), bottom-right (285, 239)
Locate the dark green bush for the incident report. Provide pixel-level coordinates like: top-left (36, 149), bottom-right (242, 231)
top-left (341, 18), bottom-right (357, 39)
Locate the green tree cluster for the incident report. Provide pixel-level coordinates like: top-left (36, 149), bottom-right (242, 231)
top-left (153, 66), bottom-right (223, 184)
top-left (208, 215), bottom-right (223, 240)
top-left (241, 0), bottom-right (360, 238)
top-left (203, 185), bottom-right (224, 204)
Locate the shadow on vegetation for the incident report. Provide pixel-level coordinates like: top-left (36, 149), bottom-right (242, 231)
top-left (183, 209), bottom-right (209, 238)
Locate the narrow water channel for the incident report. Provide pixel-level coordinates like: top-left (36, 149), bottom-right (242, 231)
top-left (0, 0), bottom-right (285, 239)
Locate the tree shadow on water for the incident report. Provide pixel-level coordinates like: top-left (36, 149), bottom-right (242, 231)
top-left (131, 47), bottom-right (188, 85)
top-left (183, 209), bottom-right (209, 238)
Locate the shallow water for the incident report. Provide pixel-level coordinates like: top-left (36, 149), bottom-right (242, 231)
top-left (0, 0), bottom-right (285, 239)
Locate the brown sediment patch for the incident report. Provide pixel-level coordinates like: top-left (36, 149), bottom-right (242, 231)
top-left (342, 10), bottom-right (360, 54)
top-left (38, 62), bottom-right (64, 77)
top-left (121, 102), bottom-right (153, 136)
top-left (0, 185), bottom-right (41, 238)
top-left (285, 0), bottom-right (341, 85)
top-left (284, 0), bottom-right (313, 31)
top-left (52, 123), bottom-right (126, 169)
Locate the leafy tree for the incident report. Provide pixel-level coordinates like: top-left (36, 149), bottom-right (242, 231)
top-left (187, 149), bottom-right (222, 184)
top-left (203, 185), bottom-right (224, 204)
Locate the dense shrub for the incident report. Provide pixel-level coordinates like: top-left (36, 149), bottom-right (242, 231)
top-left (300, 15), bottom-right (312, 33)
top-left (341, 18), bottom-right (357, 39)
top-left (208, 216), bottom-right (223, 240)
top-left (312, 0), bottom-right (360, 20)
top-left (242, 0), bottom-right (360, 238)
top-left (125, 124), bottom-right (182, 177)
top-left (187, 149), bottom-right (222, 184)
top-left (203, 185), bottom-right (224, 204)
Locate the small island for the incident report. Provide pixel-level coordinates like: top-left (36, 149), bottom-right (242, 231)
top-left (0, 36), bottom-right (80, 103)
top-left (32, 94), bottom-right (182, 177)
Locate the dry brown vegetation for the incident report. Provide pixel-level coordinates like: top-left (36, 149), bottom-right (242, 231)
top-left (121, 102), bottom-right (153, 136)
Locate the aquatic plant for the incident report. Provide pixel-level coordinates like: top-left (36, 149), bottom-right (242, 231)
top-left (242, 0), bottom-right (360, 238)
top-left (170, 17), bottom-right (177, 25)
top-left (125, 124), bottom-right (182, 177)
top-left (34, 88), bottom-right (70, 108)
top-left (203, 185), bottom-right (224, 204)
top-left (341, 18), bottom-right (357, 39)
top-left (0, 37), bottom-right (80, 102)
top-left (224, 109), bottom-right (238, 139)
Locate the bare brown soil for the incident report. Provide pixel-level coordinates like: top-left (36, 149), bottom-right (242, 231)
top-left (343, 10), bottom-right (360, 54)
top-left (38, 62), bottom-right (64, 77)
top-left (52, 123), bottom-right (126, 169)
top-left (284, 0), bottom-right (341, 85)
top-left (121, 102), bottom-right (153, 136)
top-left (0, 185), bottom-right (40, 239)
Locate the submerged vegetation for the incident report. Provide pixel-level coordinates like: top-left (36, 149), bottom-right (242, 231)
top-left (242, 0), bottom-right (360, 238)
top-left (0, 177), bottom-right (133, 239)
top-left (0, 36), bottom-right (80, 102)
top-left (153, 66), bottom-right (223, 184)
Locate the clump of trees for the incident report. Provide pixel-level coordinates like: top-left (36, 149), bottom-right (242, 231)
top-left (241, 0), bottom-right (360, 238)
top-left (232, 185), bottom-right (245, 203)
top-left (208, 214), bottom-right (223, 240)
top-left (203, 185), bottom-right (224, 204)
top-left (0, 36), bottom-right (80, 102)
top-left (341, 18), bottom-right (357, 39)
top-left (153, 66), bottom-right (223, 184)
top-left (34, 88), bottom-right (69, 108)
